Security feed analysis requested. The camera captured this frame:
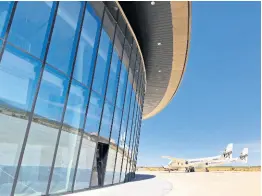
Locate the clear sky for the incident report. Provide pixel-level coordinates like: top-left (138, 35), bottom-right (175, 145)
top-left (138, 1), bottom-right (261, 167)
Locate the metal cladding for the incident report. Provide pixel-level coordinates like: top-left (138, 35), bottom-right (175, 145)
top-left (120, 2), bottom-right (191, 119)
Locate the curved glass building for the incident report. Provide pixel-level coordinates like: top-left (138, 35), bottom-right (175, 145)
top-left (0, 1), bottom-right (190, 195)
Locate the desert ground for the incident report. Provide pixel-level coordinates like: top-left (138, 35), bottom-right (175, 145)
top-left (69, 170), bottom-right (261, 196)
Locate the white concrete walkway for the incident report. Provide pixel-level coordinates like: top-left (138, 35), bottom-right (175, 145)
top-left (68, 171), bottom-right (261, 196)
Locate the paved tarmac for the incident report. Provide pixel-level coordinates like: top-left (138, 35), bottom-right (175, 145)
top-left (68, 171), bottom-right (261, 196)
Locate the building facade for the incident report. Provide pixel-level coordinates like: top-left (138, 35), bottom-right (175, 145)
top-left (0, 1), bottom-right (190, 196)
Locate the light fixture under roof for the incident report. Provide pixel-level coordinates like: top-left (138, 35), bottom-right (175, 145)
top-left (151, 1), bottom-right (155, 5)
top-left (158, 70), bottom-right (162, 73)
top-left (157, 42), bottom-right (162, 46)
top-left (156, 88), bottom-right (158, 91)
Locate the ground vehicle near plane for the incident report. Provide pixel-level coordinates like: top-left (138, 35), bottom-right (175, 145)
top-left (161, 143), bottom-right (247, 172)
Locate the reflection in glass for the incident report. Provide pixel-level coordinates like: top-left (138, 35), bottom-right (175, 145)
top-left (116, 63), bottom-right (128, 109)
top-left (14, 121), bottom-right (59, 195)
top-left (47, 1), bottom-right (82, 75)
top-left (0, 112), bottom-right (28, 196)
top-left (34, 65), bottom-right (69, 122)
top-left (126, 129), bottom-right (135, 177)
top-left (0, 2), bottom-right (13, 38)
top-left (49, 131), bottom-right (81, 194)
top-left (104, 109), bottom-right (121, 185)
top-left (0, 44), bottom-right (41, 196)
top-left (49, 80), bottom-right (89, 194)
top-left (113, 112), bottom-right (127, 183)
top-left (113, 151), bottom-right (123, 184)
top-left (99, 101), bottom-right (114, 140)
top-left (123, 82), bottom-right (132, 114)
top-left (14, 65), bottom-right (69, 195)
top-left (92, 29), bottom-right (112, 96)
top-left (8, 2), bottom-right (53, 58)
top-left (120, 155), bottom-right (127, 183)
top-left (63, 80), bottom-right (90, 129)
top-left (103, 145), bottom-right (115, 185)
top-left (106, 49), bottom-right (121, 104)
top-left (121, 128), bottom-right (130, 181)
top-left (110, 108), bottom-right (121, 145)
top-left (74, 135), bottom-right (96, 190)
top-left (0, 44), bottom-right (41, 111)
top-left (0, 1), bottom-right (145, 194)
top-left (85, 91), bottom-right (103, 134)
top-left (73, 3), bottom-right (101, 87)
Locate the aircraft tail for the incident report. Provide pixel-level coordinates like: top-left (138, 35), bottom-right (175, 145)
top-left (239, 148), bottom-right (248, 163)
top-left (222, 143), bottom-right (233, 159)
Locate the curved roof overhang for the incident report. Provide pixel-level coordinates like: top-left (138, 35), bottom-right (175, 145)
top-left (119, 1), bottom-right (191, 120)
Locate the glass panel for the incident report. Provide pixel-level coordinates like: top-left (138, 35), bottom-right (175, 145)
top-left (92, 28), bottom-right (113, 96)
top-left (113, 110), bottom-right (127, 184)
top-left (119, 112), bottom-right (127, 150)
top-left (116, 63), bottom-right (128, 109)
top-left (103, 145), bottom-right (115, 185)
top-left (34, 65), bottom-right (69, 122)
top-left (133, 61), bottom-right (140, 93)
top-left (125, 29), bottom-right (133, 50)
top-left (104, 108), bottom-right (121, 185)
top-left (119, 109), bottom-right (131, 183)
top-left (106, 49), bottom-right (121, 104)
top-left (110, 108), bottom-right (121, 146)
top-left (14, 121), bottom-right (59, 195)
top-left (126, 128), bottom-right (135, 179)
top-left (128, 47), bottom-right (137, 85)
top-left (63, 80), bottom-right (90, 129)
top-left (47, 1), bottom-right (82, 75)
top-left (0, 2), bottom-right (13, 38)
top-left (99, 101), bottom-right (114, 140)
top-left (89, 1), bottom-right (104, 19)
top-left (124, 127), bottom-right (131, 161)
top-left (102, 9), bottom-right (115, 41)
top-left (123, 82), bottom-right (132, 114)
top-left (49, 80), bottom-right (89, 194)
top-left (0, 111), bottom-right (29, 196)
top-left (0, 44), bottom-right (42, 196)
top-left (122, 40), bottom-right (131, 71)
top-left (104, 2), bottom-right (118, 21)
top-left (84, 91), bottom-right (103, 134)
top-left (114, 26), bottom-right (124, 55)
top-left (8, 2), bottom-right (53, 58)
top-left (14, 65), bottom-right (69, 195)
top-left (120, 155), bottom-right (127, 182)
top-left (113, 151), bottom-right (122, 184)
top-left (128, 92), bottom-right (135, 122)
top-left (117, 12), bottom-right (126, 36)
top-left (49, 131), bottom-right (81, 194)
top-left (74, 133), bottom-right (96, 190)
top-left (0, 44), bottom-right (41, 111)
top-left (73, 3), bottom-right (101, 87)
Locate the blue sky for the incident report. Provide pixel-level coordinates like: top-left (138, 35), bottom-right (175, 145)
top-left (138, 2), bottom-right (261, 166)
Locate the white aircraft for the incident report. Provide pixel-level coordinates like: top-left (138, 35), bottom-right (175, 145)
top-left (207, 148), bottom-right (248, 167)
top-left (162, 143), bottom-right (235, 172)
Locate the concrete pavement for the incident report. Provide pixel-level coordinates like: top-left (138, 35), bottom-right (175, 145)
top-left (68, 171), bottom-right (261, 196)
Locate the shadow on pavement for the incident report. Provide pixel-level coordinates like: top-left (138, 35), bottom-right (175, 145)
top-left (131, 174), bottom-right (156, 182)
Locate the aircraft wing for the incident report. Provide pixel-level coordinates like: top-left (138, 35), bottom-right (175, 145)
top-left (161, 156), bottom-right (186, 162)
top-left (161, 156), bottom-right (174, 160)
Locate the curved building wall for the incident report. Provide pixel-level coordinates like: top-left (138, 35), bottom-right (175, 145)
top-left (0, 1), bottom-right (145, 195)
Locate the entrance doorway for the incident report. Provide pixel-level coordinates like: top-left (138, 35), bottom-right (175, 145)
top-left (91, 142), bottom-right (109, 187)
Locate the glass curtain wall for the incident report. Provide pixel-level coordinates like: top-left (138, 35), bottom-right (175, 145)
top-left (0, 1), bottom-right (145, 195)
